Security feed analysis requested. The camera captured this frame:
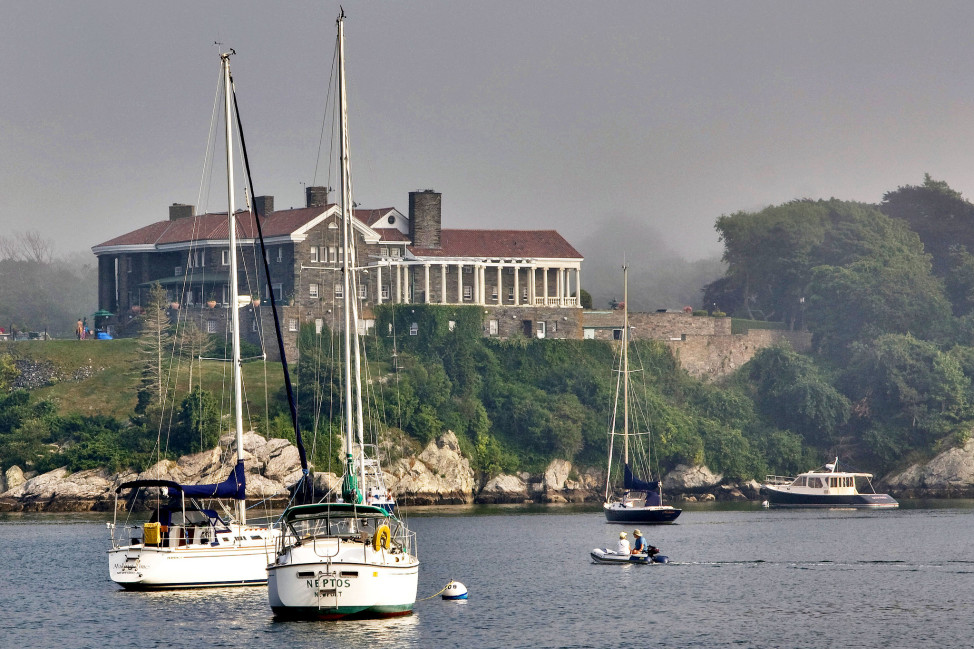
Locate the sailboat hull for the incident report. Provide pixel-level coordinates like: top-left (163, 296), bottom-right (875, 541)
top-left (603, 502), bottom-right (682, 524)
top-left (267, 540), bottom-right (418, 619)
top-left (108, 524), bottom-right (277, 589)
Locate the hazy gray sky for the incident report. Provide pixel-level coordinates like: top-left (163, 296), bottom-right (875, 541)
top-left (4, 1), bottom-right (973, 261)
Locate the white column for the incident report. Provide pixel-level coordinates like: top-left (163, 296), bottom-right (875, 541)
top-left (395, 264), bottom-right (402, 304)
top-left (530, 267), bottom-right (536, 304)
top-left (542, 267), bottom-right (549, 304)
top-left (441, 263), bottom-right (447, 304)
top-left (376, 264), bottom-right (383, 304)
top-left (473, 264), bottom-right (480, 304)
top-left (556, 267), bottom-right (563, 306)
top-left (513, 266), bottom-right (520, 306)
top-left (496, 265), bottom-right (503, 305)
top-left (403, 266), bottom-right (410, 304)
top-left (457, 263), bottom-right (464, 302)
top-left (424, 264), bottom-right (430, 304)
top-left (575, 268), bottom-right (581, 306)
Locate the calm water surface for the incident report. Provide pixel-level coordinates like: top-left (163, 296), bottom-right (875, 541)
top-left (2, 502), bottom-right (973, 649)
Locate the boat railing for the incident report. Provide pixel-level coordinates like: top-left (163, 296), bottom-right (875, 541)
top-left (765, 475), bottom-right (795, 486)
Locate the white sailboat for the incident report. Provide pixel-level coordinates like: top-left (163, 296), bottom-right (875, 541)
top-left (266, 10), bottom-right (419, 619)
top-left (602, 264), bottom-right (681, 525)
top-left (107, 51), bottom-right (278, 589)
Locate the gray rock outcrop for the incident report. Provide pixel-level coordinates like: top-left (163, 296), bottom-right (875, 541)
top-left (663, 464), bottom-right (723, 492)
top-left (886, 437), bottom-right (974, 496)
top-left (387, 431), bottom-right (475, 505)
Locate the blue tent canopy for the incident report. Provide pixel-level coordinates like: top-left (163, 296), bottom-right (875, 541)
top-left (624, 464), bottom-right (660, 492)
top-left (116, 462), bottom-right (246, 501)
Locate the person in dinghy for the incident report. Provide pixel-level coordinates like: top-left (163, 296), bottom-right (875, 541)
top-left (630, 529), bottom-right (659, 557)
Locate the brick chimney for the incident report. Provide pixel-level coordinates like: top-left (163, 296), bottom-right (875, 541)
top-left (409, 189), bottom-right (441, 249)
top-left (306, 186), bottom-right (331, 208)
top-left (253, 195), bottom-right (274, 217)
top-left (169, 203), bottom-right (195, 221)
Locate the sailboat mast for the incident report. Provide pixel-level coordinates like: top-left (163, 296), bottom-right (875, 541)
top-left (622, 264), bottom-right (630, 467)
top-left (337, 12), bottom-right (364, 502)
top-left (222, 51), bottom-right (246, 525)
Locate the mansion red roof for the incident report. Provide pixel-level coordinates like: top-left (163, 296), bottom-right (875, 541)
top-left (409, 230), bottom-right (582, 260)
top-left (94, 207), bottom-right (327, 249)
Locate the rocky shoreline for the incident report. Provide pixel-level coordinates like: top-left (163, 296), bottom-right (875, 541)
top-left (3, 430), bottom-right (973, 512)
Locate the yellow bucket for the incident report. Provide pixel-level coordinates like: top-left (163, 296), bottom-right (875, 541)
top-left (144, 522), bottom-right (161, 545)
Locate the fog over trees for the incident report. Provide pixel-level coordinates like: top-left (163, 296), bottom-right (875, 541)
top-left (0, 231), bottom-right (96, 338)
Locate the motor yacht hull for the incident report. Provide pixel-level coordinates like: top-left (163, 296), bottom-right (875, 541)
top-left (763, 488), bottom-right (898, 508)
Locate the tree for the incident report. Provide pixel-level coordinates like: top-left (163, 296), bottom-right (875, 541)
top-left (843, 334), bottom-right (971, 445)
top-left (171, 386), bottom-right (220, 456)
top-left (136, 283), bottom-right (173, 412)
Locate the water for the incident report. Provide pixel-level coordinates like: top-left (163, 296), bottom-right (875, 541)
top-left (3, 502), bottom-right (973, 649)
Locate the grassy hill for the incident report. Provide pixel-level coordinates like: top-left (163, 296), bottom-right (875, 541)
top-left (3, 339), bottom-right (285, 423)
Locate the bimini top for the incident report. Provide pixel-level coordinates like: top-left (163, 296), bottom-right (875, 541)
top-left (115, 462), bottom-right (246, 501)
top-left (282, 502), bottom-right (391, 524)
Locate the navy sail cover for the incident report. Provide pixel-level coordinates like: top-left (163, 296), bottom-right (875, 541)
top-left (178, 462), bottom-right (246, 500)
top-left (116, 462), bottom-right (246, 500)
top-left (624, 464), bottom-right (660, 492)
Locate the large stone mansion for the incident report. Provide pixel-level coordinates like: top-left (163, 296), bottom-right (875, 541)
top-left (92, 188), bottom-right (585, 357)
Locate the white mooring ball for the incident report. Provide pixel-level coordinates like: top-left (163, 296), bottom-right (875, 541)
top-left (442, 580), bottom-right (468, 600)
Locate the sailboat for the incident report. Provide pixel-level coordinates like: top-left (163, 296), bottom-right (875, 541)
top-left (106, 51), bottom-right (278, 589)
top-left (602, 265), bottom-right (681, 524)
top-left (266, 10), bottom-right (419, 619)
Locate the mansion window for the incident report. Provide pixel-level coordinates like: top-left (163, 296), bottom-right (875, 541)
top-left (488, 319), bottom-right (498, 335)
top-left (267, 283), bottom-right (282, 301)
top-left (390, 247), bottom-right (400, 258)
top-left (463, 266), bottom-right (473, 274)
top-left (463, 286), bottom-right (472, 301)
top-left (508, 287), bottom-right (514, 300)
top-left (380, 247), bottom-right (389, 257)
top-left (206, 320), bottom-right (217, 334)
top-left (309, 283), bottom-right (319, 298)
top-left (329, 247), bottom-right (337, 264)
top-left (335, 283), bottom-right (343, 299)
top-left (315, 318), bottom-right (323, 334)
top-left (276, 247), bottom-right (283, 263)
top-left (288, 318), bottom-right (298, 332)
top-left (310, 247), bottom-right (318, 263)
top-left (409, 322), bottom-right (418, 336)
top-left (222, 249), bottom-right (230, 266)
top-left (381, 285), bottom-right (389, 299)
top-left (358, 284), bottom-right (367, 299)
top-left (491, 287), bottom-right (498, 300)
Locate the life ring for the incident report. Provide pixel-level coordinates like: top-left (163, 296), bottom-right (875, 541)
top-left (372, 524), bottom-right (391, 551)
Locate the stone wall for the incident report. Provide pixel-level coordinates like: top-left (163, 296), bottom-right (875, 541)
top-left (667, 329), bottom-right (812, 380)
top-left (483, 305), bottom-right (583, 339)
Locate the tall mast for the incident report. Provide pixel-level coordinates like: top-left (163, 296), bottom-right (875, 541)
top-left (622, 263), bottom-right (629, 467)
top-left (337, 12), bottom-right (365, 501)
top-left (222, 51), bottom-right (246, 525)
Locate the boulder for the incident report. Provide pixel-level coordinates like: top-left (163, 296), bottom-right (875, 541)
top-left (387, 431), bottom-right (475, 505)
top-left (478, 474), bottom-right (528, 504)
top-left (4, 466), bottom-right (26, 493)
top-left (886, 437), bottom-right (974, 496)
top-left (543, 459), bottom-right (572, 492)
top-left (663, 464), bottom-right (723, 492)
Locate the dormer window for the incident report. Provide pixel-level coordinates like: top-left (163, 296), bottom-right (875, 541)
top-left (387, 215), bottom-right (396, 225)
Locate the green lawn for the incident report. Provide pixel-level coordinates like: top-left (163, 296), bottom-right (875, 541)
top-left (5, 339), bottom-right (287, 422)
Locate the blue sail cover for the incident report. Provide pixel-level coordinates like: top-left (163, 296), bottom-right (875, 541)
top-left (624, 464), bottom-right (660, 492)
top-left (176, 461), bottom-right (246, 500)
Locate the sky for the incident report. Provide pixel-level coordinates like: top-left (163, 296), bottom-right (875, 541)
top-left (4, 0), bottom-right (974, 263)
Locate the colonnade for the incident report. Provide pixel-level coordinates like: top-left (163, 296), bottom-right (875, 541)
top-left (374, 261), bottom-right (581, 307)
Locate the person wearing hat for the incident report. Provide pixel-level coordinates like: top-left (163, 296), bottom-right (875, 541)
top-left (631, 529), bottom-right (660, 557)
top-left (616, 531), bottom-right (631, 555)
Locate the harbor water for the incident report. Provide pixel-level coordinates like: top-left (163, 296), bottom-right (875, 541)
top-left (3, 502), bottom-right (973, 649)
